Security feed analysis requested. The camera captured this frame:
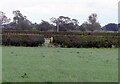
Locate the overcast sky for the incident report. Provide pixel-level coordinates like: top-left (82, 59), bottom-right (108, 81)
top-left (0, 0), bottom-right (119, 26)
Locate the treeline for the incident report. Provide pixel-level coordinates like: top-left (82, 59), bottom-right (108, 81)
top-left (0, 10), bottom-right (118, 32)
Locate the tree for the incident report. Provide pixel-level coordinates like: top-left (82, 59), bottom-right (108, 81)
top-left (72, 19), bottom-right (79, 26)
top-left (88, 13), bottom-right (97, 25)
top-left (102, 23), bottom-right (118, 31)
top-left (88, 13), bottom-right (101, 32)
top-left (71, 19), bottom-right (79, 30)
top-left (79, 21), bottom-right (88, 32)
top-left (13, 10), bottom-right (25, 24)
top-left (80, 13), bottom-right (101, 32)
top-left (0, 11), bottom-right (10, 28)
top-left (12, 10), bottom-right (32, 30)
top-left (50, 16), bottom-right (79, 31)
top-left (50, 17), bottom-right (60, 32)
top-left (59, 16), bottom-right (71, 24)
top-left (37, 20), bottom-right (55, 31)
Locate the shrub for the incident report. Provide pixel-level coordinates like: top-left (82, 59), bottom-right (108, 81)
top-left (53, 35), bottom-right (118, 48)
top-left (2, 30), bottom-right (119, 38)
top-left (2, 34), bottom-right (45, 47)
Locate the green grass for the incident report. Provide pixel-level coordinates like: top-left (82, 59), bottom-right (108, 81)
top-left (0, 46), bottom-right (2, 83)
top-left (2, 46), bottom-right (118, 82)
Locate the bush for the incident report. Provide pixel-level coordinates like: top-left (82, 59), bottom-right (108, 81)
top-left (53, 35), bottom-right (118, 48)
top-left (2, 34), bottom-right (45, 47)
top-left (2, 30), bottom-right (119, 38)
top-left (2, 30), bottom-right (119, 48)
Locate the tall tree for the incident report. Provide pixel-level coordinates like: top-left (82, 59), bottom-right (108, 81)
top-left (50, 17), bottom-right (60, 32)
top-left (80, 13), bottom-right (101, 32)
top-left (88, 13), bottom-right (101, 31)
top-left (88, 13), bottom-right (97, 25)
top-left (12, 10), bottom-right (32, 30)
top-left (72, 19), bottom-right (79, 26)
top-left (13, 10), bottom-right (26, 24)
top-left (50, 16), bottom-right (79, 31)
top-left (37, 20), bottom-right (55, 31)
top-left (79, 21), bottom-right (88, 32)
top-left (0, 11), bottom-right (10, 28)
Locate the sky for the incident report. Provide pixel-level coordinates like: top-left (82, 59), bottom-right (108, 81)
top-left (0, 0), bottom-right (119, 26)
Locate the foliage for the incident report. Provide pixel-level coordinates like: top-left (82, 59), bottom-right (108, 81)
top-left (53, 35), bottom-right (119, 48)
top-left (0, 11), bottom-right (10, 28)
top-left (1, 11), bottom-right (118, 32)
top-left (50, 16), bottom-right (79, 32)
top-left (79, 13), bottom-right (101, 32)
top-left (5, 10), bottom-right (33, 30)
top-left (2, 30), bottom-right (119, 37)
top-left (102, 23), bottom-right (118, 31)
top-left (2, 34), bottom-right (45, 47)
top-left (36, 20), bottom-right (55, 31)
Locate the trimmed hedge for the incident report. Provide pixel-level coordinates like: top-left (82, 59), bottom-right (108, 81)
top-left (2, 30), bottom-right (119, 38)
top-left (2, 30), bottom-right (119, 48)
top-left (2, 34), bottom-right (45, 47)
top-left (53, 35), bottom-right (119, 48)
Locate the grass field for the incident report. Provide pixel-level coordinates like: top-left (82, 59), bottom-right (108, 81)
top-left (2, 46), bottom-right (118, 82)
top-left (0, 46), bottom-right (2, 83)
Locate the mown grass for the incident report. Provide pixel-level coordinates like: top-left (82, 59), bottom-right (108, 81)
top-left (2, 46), bottom-right (118, 82)
top-left (0, 46), bottom-right (2, 83)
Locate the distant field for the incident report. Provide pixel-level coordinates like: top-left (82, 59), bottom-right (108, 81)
top-left (2, 46), bottom-right (118, 82)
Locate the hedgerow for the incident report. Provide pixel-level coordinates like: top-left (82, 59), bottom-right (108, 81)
top-left (2, 34), bottom-right (45, 47)
top-left (2, 30), bottom-right (119, 48)
top-left (2, 30), bottom-right (119, 38)
top-left (53, 35), bottom-right (119, 48)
